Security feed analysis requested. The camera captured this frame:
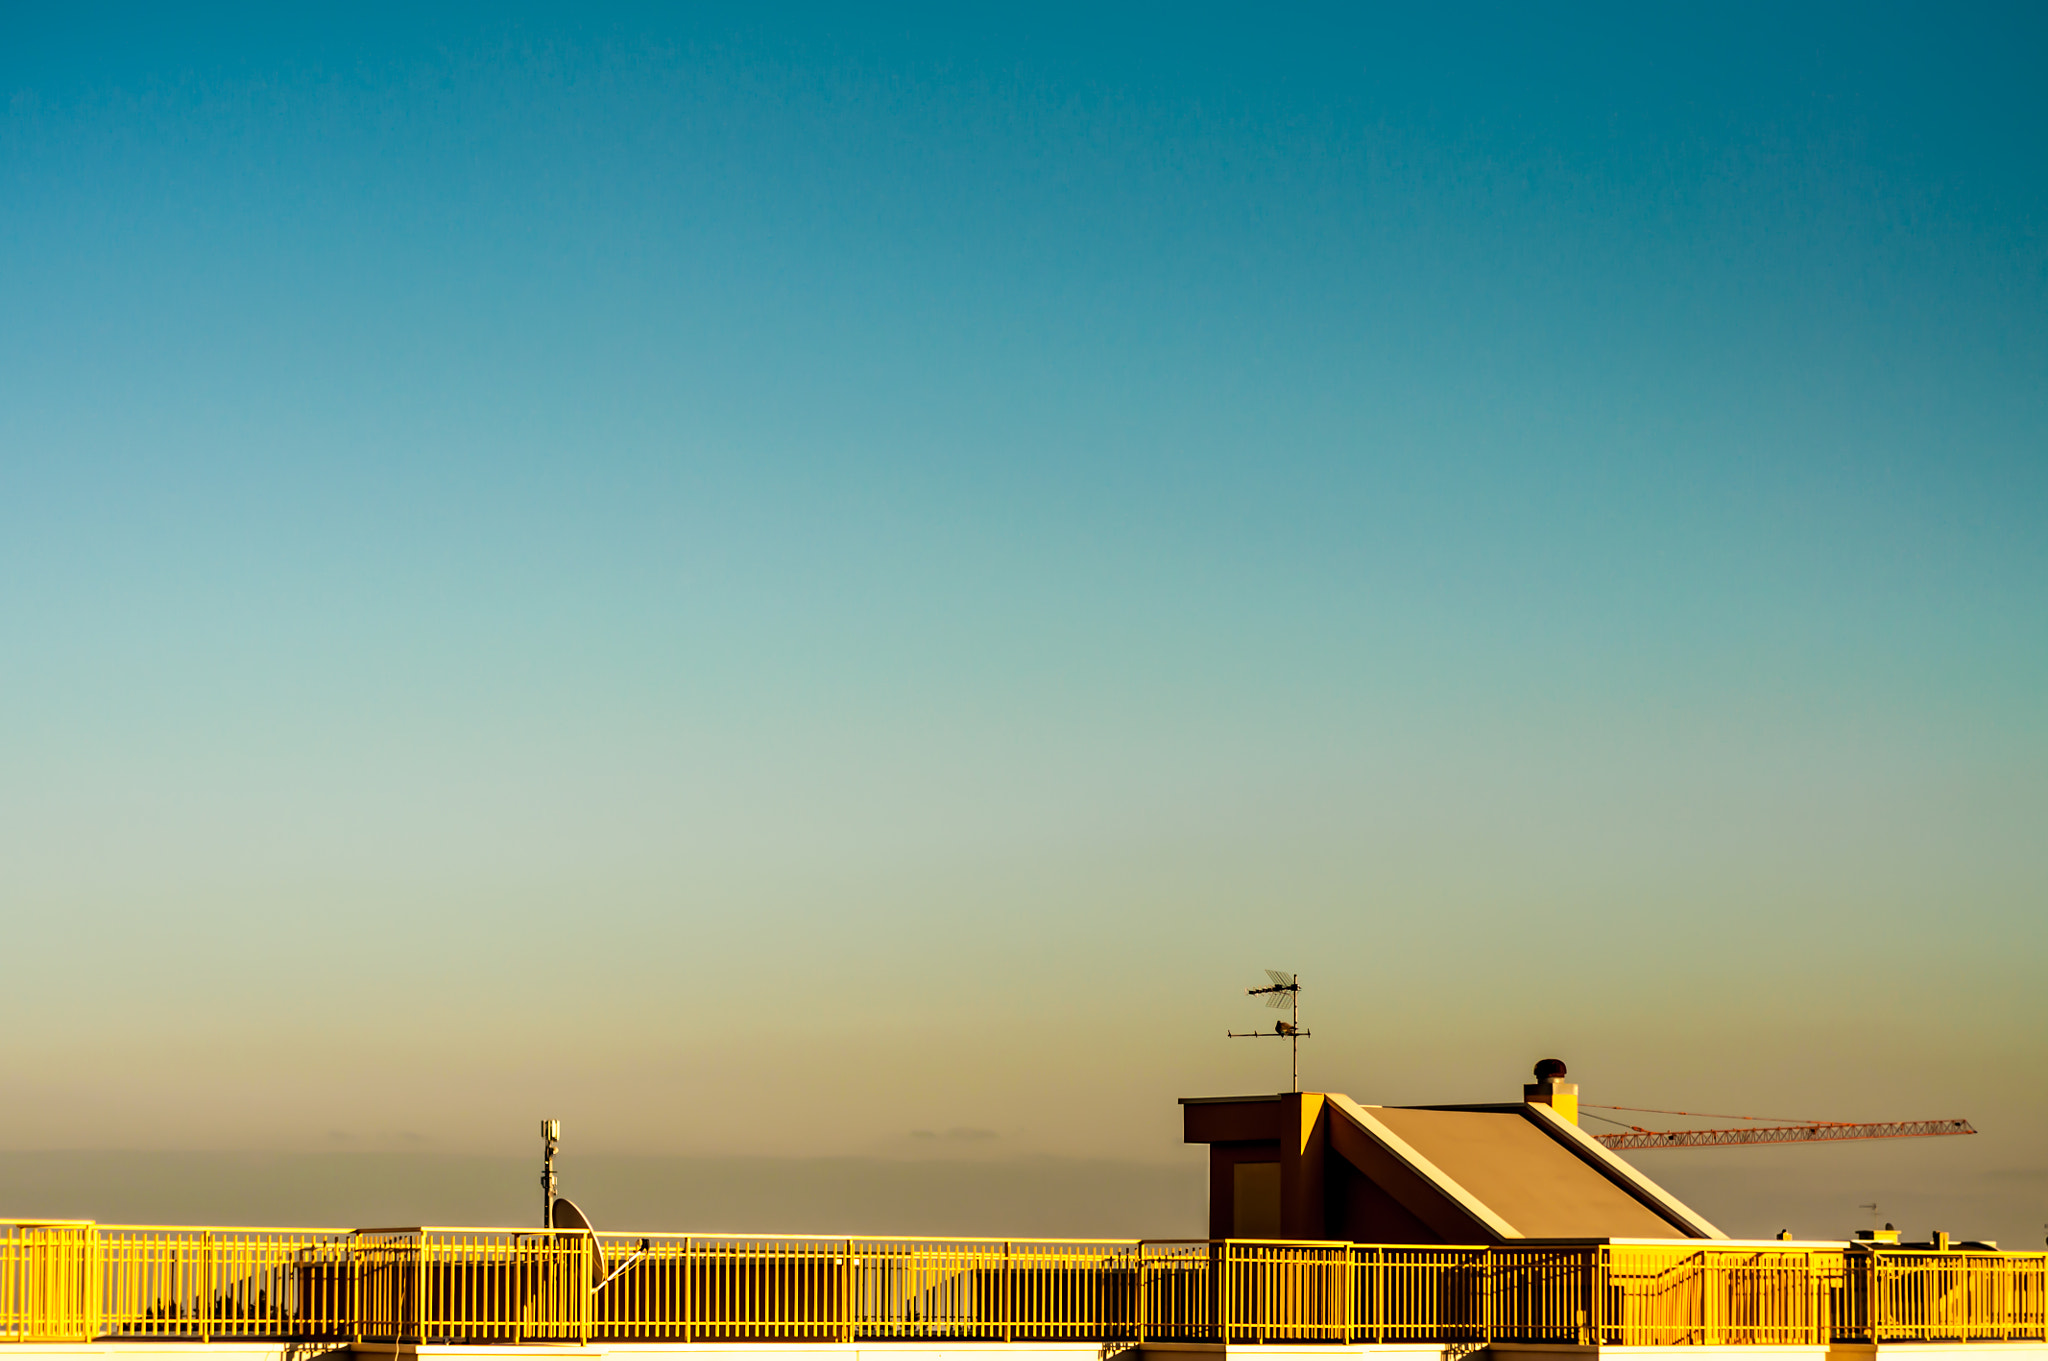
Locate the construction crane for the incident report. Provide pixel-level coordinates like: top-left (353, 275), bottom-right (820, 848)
top-left (1583, 1104), bottom-right (1976, 1151)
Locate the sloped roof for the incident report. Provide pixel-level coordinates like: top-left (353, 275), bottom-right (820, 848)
top-left (1364, 1105), bottom-right (1688, 1238)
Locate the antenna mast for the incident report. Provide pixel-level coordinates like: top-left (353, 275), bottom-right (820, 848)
top-left (541, 1120), bottom-right (561, 1228)
top-left (1229, 970), bottom-right (1309, 1092)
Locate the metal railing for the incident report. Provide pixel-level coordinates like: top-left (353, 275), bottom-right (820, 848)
top-left (1862, 1249), bottom-right (2048, 1343)
top-left (1, 1223), bottom-right (98, 1343)
top-left (2, 1222), bottom-right (360, 1344)
top-left (5, 1222), bottom-right (2044, 1346)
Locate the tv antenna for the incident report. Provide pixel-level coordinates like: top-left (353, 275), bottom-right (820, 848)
top-left (1229, 969), bottom-right (1309, 1092)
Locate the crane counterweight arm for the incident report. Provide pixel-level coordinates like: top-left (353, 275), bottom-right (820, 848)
top-left (1593, 1118), bottom-right (1975, 1150)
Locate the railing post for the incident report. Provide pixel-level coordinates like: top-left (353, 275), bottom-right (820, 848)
top-left (1577, 1246), bottom-right (1593, 1346)
top-left (1002, 1241), bottom-right (1013, 1344)
top-left (1700, 1248), bottom-right (1714, 1347)
top-left (1810, 1248), bottom-right (1824, 1347)
top-left (1221, 1241), bottom-right (1232, 1346)
top-left (1342, 1245), bottom-right (1353, 1343)
top-left (1376, 1246), bottom-right (1385, 1346)
top-left (87, 1224), bottom-right (103, 1342)
top-left (1349, 1244), bottom-right (1360, 1343)
top-left (1135, 1242), bottom-right (1147, 1347)
top-left (1482, 1246), bottom-right (1493, 1346)
top-left (2035, 1255), bottom-right (2045, 1343)
top-left (840, 1239), bottom-right (854, 1345)
top-left (1592, 1246), bottom-right (1607, 1346)
top-left (349, 1233), bottom-right (361, 1349)
top-left (200, 1230), bottom-right (213, 1344)
top-left (683, 1237), bottom-right (695, 1344)
top-left (578, 1235), bottom-right (591, 1348)
top-left (2036, 1255), bottom-right (2046, 1343)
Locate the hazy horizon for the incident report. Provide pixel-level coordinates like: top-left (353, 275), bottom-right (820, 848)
top-left (5, 1138), bottom-right (2035, 1249)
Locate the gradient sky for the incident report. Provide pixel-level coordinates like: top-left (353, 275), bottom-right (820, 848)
top-left (3, 4), bottom-right (2044, 1244)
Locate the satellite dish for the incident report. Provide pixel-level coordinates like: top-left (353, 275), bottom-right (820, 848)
top-left (549, 1196), bottom-right (607, 1285)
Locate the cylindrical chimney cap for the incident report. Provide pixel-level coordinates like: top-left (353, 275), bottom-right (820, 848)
top-left (1533, 1058), bottom-right (1568, 1081)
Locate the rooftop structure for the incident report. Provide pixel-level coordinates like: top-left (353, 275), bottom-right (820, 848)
top-left (1180, 1085), bottom-right (1719, 1242)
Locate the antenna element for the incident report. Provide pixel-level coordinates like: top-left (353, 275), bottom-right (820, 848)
top-left (1228, 970), bottom-right (1310, 1091)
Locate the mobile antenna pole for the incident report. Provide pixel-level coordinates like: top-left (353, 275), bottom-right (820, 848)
top-left (542, 1120), bottom-right (562, 1228)
top-left (1229, 970), bottom-right (1309, 1092)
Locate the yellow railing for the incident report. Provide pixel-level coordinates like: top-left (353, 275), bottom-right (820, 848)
top-left (1866, 1250), bottom-right (2048, 1342)
top-left (1, 1222), bottom-right (99, 1343)
top-left (569, 1234), bottom-right (1142, 1344)
top-left (95, 1226), bottom-right (356, 1342)
top-left (4, 1222), bottom-right (2044, 1346)
top-left (1602, 1244), bottom-right (1830, 1346)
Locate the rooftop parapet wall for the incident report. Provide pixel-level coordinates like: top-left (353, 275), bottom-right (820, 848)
top-left (4, 1223), bottom-right (2044, 1349)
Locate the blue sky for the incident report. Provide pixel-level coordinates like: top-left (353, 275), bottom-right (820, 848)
top-left (2, 3), bottom-right (2044, 1241)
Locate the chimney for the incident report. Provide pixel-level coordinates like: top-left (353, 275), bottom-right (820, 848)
top-left (1524, 1058), bottom-right (1579, 1125)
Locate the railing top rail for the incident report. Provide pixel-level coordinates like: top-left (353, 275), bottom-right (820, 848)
top-left (10, 1221), bottom-right (2048, 1263)
top-left (1869, 1249), bottom-right (2048, 1260)
top-left (92, 1224), bottom-right (355, 1235)
top-left (361, 1226), bottom-right (1145, 1245)
top-left (1142, 1238), bottom-right (1354, 1248)
top-left (1528, 1237), bottom-right (1849, 1247)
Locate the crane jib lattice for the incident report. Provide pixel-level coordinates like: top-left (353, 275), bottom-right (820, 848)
top-left (1593, 1118), bottom-right (1976, 1150)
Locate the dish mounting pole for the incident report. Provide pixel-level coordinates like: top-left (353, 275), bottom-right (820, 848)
top-left (541, 1119), bottom-right (561, 1228)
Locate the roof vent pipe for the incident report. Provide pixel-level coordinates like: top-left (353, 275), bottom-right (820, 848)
top-left (1525, 1058), bottom-right (1580, 1125)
